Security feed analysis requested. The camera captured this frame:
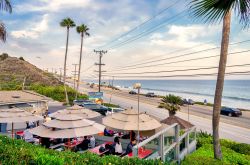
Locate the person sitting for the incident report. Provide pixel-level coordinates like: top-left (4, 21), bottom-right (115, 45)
top-left (113, 136), bottom-right (123, 155)
top-left (41, 137), bottom-right (50, 148)
top-left (104, 128), bottom-right (113, 136)
top-left (23, 126), bottom-right (34, 143)
top-left (78, 136), bottom-right (90, 151)
top-left (126, 138), bottom-right (137, 155)
top-left (89, 136), bottom-right (95, 148)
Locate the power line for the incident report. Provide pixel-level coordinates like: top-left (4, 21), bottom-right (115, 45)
top-left (107, 10), bottom-right (187, 50)
top-left (98, 0), bottom-right (180, 50)
top-left (103, 70), bottom-right (250, 78)
top-left (108, 39), bottom-right (250, 71)
top-left (103, 63), bottom-right (250, 75)
top-left (106, 49), bottom-right (250, 72)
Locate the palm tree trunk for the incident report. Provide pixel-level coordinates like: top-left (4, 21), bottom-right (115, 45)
top-left (75, 33), bottom-right (84, 99)
top-left (63, 27), bottom-right (70, 105)
top-left (213, 10), bottom-right (231, 160)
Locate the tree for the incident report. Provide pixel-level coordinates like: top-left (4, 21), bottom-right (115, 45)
top-left (161, 94), bottom-right (182, 116)
top-left (60, 18), bottom-right (76, 105)
top-left (0, 0), bottom-right (12, 42)
top-left (189, 0), bottom-right (250, 159)
top-left (75, 24), bottom-right (90, 99)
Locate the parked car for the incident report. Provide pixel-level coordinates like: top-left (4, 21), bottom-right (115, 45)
top-left (145, 92), bottom-right (156, 97)
top-left (73, 99), bottom-right (92, 106)
top-left (220, 107), bottom-right (242, 117)
top-left (129, 90), bottom-right (137, 94)
top-left (182, 99), bottom-right (194, 105)
top-left (81, 103), bottom-right (108, 116)
top-left (106, 107), bottom-right (125, 115)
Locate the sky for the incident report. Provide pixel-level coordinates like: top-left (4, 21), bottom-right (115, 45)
top-left (1, 0), bottom-right (250, 80)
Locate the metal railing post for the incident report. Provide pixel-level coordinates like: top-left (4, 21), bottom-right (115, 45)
top-left (160, 134), bottom-right (164, 162)
top-left (175, 124), bottom-right (180, 163)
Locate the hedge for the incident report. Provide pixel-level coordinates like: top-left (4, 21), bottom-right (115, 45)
top-left (0, 136), bottom-right (165, 165)
top-left (182, 144), bottom-right (250, 165)
top-left (30, 84), bottom-right (88, 105)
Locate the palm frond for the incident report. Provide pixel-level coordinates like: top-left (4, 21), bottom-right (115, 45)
top-left (76, 24), bottom-right (90, 36)
top-left (0, 22), bottom-right (7, 42)
top-left (0, 0), bottom-right (12, 13)
top-left (189, 0), bottom-right (250, 28)
top-left (60, 18), bottom-right (75, 28)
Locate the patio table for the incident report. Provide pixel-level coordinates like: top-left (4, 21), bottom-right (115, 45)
top-left (127, 148), bottom-right (153, 159)
top-left (88, 141), bottom-right (113, 155)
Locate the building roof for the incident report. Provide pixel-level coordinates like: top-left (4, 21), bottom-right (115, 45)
top-left (161, 116), bottom-right (194, 130)
top-left (0, 90), bottom-right (48, 105)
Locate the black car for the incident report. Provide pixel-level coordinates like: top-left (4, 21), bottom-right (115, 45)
top-left (220, 107), bottom-right (242, 117)
top-left (129, 90), bottom-right (137, 94)
top-left (145, 92), bottom-right (156, 97)
top-left (82, 103), bottom-right (108, 116)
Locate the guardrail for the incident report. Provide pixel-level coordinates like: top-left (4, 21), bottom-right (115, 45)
top-left (132, 124), bottom-right (196, 164)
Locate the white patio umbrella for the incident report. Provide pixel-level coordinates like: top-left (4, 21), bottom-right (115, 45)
top-left (102, 109), bottom-right (161, 131)
top-left (29, 115), bottom-right (105, 138)
top-left (0, 108), bottom-right (43, 138)
top-left (50, 105), bottom-right (100, 119)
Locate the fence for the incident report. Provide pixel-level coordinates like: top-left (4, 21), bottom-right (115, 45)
top-left (132, 123), bottom-right (196, 163)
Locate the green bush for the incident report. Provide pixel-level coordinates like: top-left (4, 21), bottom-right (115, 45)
top-left (196, 131), bottom-right (250, 155)
top-left (30, 84), bottom-right (88, 105)
top-left (182, 144), bottom-right (250, 165)
top-left (0, 136), bottom-right (165, 165)
top-left (102, 103), bottom-right (120, 108)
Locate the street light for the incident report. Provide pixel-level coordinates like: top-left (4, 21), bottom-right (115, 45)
top-left (133, 83), bottom-right (141, 155)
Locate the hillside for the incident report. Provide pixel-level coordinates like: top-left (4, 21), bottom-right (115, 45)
top-left (0, 54), bottom-right (61, 86)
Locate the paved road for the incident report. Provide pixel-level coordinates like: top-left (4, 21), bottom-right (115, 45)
top-left (79, 84), bottom-right (250, 144)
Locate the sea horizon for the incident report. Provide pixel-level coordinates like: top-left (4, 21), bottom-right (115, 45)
top-left (86, 79), bottom-right (250, 110)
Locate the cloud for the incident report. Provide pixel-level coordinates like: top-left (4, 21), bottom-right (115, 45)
top-left (11, 14), bottom-right (49, 39)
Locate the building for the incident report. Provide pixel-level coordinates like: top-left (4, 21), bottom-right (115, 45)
top-left (0, 90), bottom-right (49, 132)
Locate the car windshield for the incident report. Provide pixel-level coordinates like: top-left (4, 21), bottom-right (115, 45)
top-left (232, 108), bottom-right (240, 111)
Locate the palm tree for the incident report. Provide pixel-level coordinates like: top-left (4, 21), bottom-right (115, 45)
top-left (0, 0), bottom-right (12, 42)
top-left (75, 24), bottom-right (90, 99)
top-left (0, 0), bottom-right (12, 13)
top-left (189, 0), bottom-right (250, 159)
top-left (161, 94), bottom-right (182, 116)
top-left (60, 18), bottom-right (76, 105)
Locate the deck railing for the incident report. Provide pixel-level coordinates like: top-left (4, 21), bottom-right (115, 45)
top-left (132, 124), bottom-right (196, 163)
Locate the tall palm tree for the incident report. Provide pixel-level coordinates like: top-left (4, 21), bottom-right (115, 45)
top-left (0, 0), bottom-right (12, 13)
top-left (189, 0), bottom-right (250, 159)
top-left (75, 24), bottom-right (90, 99)
top-left (60, 18), bottom-right (76, 105)
top-left (0, 0), bottom-right (12, 42)
top-left (161, 94), bottom-right (182, 116)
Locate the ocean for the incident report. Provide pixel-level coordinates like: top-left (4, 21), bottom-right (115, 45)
top-left (101, 80), bottom-right (250, 109)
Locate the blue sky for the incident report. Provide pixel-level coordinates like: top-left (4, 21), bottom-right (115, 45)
top-left (1, 0), bottom-right (250, 80)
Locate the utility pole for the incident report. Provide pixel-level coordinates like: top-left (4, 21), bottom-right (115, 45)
top-left (72, 64), bottom-right (78, 91)
top-left (93, 50), bottom-right (107, 92)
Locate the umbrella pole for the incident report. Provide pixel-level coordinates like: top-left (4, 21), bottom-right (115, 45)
top-left (11, 122), bottom-right (14, 139)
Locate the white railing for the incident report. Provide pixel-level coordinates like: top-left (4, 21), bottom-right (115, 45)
top-left (132, 124), bottom-right (196, 163)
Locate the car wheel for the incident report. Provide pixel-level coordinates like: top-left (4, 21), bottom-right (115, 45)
top-left (228, 113), bottom-right (232, 117)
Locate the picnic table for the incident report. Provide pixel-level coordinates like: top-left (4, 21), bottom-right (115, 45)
top-left (127, 148), bottom-right (153, 159)
top-left (64, 140), bottom-right (82, 149)
top-left (88, 141), bottom-right (113, 156)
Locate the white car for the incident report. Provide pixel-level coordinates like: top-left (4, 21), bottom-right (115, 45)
top-left (106, 107), bottom-right (125, 115)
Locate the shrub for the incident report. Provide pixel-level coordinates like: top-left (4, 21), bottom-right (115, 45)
top-left (0, 136), bottom-right (165, 165)
top-left (182, 144), bottom-right (250, 165)
top-left (30, 84), bottom-right (88, 105)
top-left (102, 103), bottom-right (120, 108)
